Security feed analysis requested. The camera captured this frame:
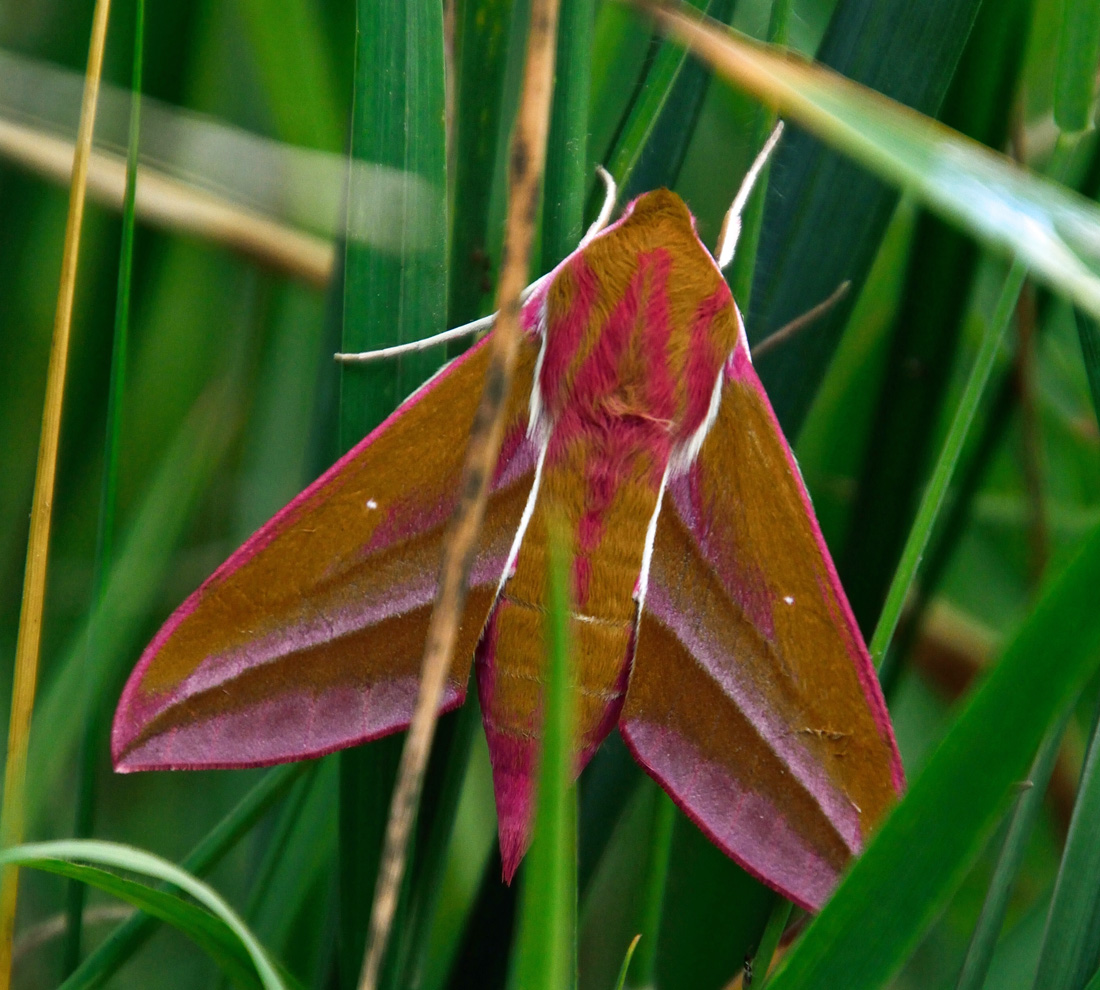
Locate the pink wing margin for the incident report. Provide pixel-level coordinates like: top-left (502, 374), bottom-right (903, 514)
top-left (621, 335), bottom-right (904, 912)
top-left (113, 333), bottom-right (542, 772)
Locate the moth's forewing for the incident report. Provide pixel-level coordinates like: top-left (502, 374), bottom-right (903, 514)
top-left (112, 336), bottom-right (541, 771)
top-left (621, 341), bottom-right (904, 912)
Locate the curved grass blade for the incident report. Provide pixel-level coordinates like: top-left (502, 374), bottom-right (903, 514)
top-left (764, 522), bottom-right (1100, 990)
top-left (0, 841), bottom-right (285, 990)
top-left (26, 861), bottom-right (277, 990)
top-left (59, 764), bottom-right (304, 990)
top-left (1032, 706), bottom-right (1100, 990)
top-left (625, 792), bottom-right (675, 988)
top-left (64, 0), bottom-right (145, 969)
top-left (0, 3), bottom-right (113, 979)
top-left (507, 521), bottom-right (577, 990)
top-left (614, 935), bottom-right (642, 990)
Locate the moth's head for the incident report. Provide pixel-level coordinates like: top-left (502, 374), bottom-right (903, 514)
top-left (618, 188), bottom-right (698, 236)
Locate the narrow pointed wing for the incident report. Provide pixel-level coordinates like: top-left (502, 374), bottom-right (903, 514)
top-left (113, 334), bottom-right (541, 772)
top-left (620, 344), bottom-right (904, 912)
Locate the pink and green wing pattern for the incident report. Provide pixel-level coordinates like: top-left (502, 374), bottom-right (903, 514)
top-left (112, 335), bottom-right (541, 771)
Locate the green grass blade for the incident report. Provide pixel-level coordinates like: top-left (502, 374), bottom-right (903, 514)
top-left (765, 522), bottom-right (1100, 990)
top-left (753, 895), bottom-right (794, 988)
top-left (614, 935), bottom-right (642, 990)
top-left (507, 523), bottom-right (577, 990)
top-left (955, 711), bottom-right (1072, 990)
top-left (27, 860), bottom-right (275, 990)
top-left (838, 0), bottom-right (1033, 632)
top-left (744, 0), bottom-right (984, 432)
top-left (1054, 0), bottom-right (1100, 134)
top-left (3, 841), bottom-right (286, 990)
top-left (449, 0), bottom-right (516, 326)
top-left (1032, 706), bottom-right (1100, 990)
top-left (727, 0), bottom-right (790, 310)
top-left (63, 0), bottom-right (145, 972)
top-left (651, 8), bottom-right (1100, 331)
top-left (59, 764), bottom-right (305, 990)
top-left (625, 789), bottom-right (675, 988)
top-left (340, 0), bottom-right (447, 446)
top-left (1074, 309), bottom-right (1100, 425)
top-left (339, 0), bottom-right (448, 982)
top-left (867, 258), bottom-right (1026, 666)
top-left (541, 0), bottom-right (594, 269)
top-left (27, 385), bottom-right (239, 826)
top-left (234, 0), bottom-right (343, 150)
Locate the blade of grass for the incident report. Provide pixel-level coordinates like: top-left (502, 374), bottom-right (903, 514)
top-left (507, 518), bottom-right (577, 990)
top-left (754, 898), bottom-right (794, 988)
top-left (1054, 0), bottom-right (1100, 134)
top-left (614, 936), bottom-right (642, 990)
top-left (449, 0), bottom-right (516, 326)
top-left (541, 0), bottom-right (594, 268)
top-left (339, 0), bottom-right (449, 984)
top-left (59, 763), bottom-right (306, 990)
top-left (63, 0), bottom-right (145, 971)
top-left (2, 841), bottom-right (285, 990)
top-left (0, 2), bottom-right (113, 981)
top-left (25, 384), bottom-right (240, 828)
top-left (954, 710), bottom-right (1073, 990)
top-left (1074, 310), bottom-right (1100, 424)
top-left (839, 0), bottom-right (1034, 633)
top-left (764, 521), bottom-right (1100, 990)
top-left (25, 860), bottom-right (276, 990)
top-left (727, 0), bottom-right (790, 310)
top-left (625, 791), bottom-right (675, 988)
top-left (356, 2), bottom-right (562, 986)
top-left (868, 257), bottom-right (1028, 666)
top-left (747, 0), bottom-right (984, 433)
top-left (1032, 703), bottom-right (1100, 990)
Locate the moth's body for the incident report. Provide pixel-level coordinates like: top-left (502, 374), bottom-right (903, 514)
top-left (113, 188), bottom-right (903, 911)
top-left (482, 191), bottom-right (742, 861)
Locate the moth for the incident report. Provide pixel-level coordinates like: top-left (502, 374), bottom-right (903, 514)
top-left (113, 133), bottom-right (903, 912)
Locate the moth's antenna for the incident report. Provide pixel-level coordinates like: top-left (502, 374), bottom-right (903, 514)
top-left (335, 272), bottom-right (551, 364)
top-left (716, 121), bottom-right (784, 272)
top-left (750, 281), bottom-right (851, 360)
top-left (579, 165), bottom-right (617, 247)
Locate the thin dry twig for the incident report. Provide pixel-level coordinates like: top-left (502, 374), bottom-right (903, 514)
top-left (0, 117), bottom-right (334, 286)
top-left (354, 2), bottom-right (563, 988)
top-left (750, 281), bottom-right (851, 360)
top-left (0, 1), bottom-right (113, 983)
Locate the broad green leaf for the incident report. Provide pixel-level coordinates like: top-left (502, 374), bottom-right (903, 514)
top-left (766, 522), bottom-right (1100, 990)
top-left (2, 840), bottom-right (286, 990)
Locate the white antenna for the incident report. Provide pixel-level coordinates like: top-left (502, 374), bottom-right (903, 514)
top-left (715, 121), bottom-right (784, 272)
top-left (336, 164), bottom-right (620, 365)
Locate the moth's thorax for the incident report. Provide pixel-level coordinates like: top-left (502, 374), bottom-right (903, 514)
top-left (534, 189), bottom-right (739, 473)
